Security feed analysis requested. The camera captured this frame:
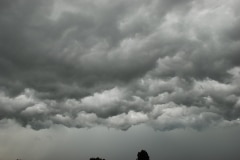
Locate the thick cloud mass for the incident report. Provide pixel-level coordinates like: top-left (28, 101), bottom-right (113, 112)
top-left (1, 0), bottom-right (240, 130)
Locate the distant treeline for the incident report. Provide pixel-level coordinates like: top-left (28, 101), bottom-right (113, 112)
top-left (16, 150), bottom-right (149, 160)
top-left (90, 150), bottom-right (150, 160)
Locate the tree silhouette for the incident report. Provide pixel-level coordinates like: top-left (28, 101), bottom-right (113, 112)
top-left (89, 157), bottom-right (105, 160)
top-left (136, 150), bottom-right (150, 160)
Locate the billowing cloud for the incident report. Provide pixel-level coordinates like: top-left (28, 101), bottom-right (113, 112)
top-left (0, 0), bottom-right (240, 131)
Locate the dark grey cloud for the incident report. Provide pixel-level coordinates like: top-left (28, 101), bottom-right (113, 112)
top-left (0, 0), bottom-right (240, 131)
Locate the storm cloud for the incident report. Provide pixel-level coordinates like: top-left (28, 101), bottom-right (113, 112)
top-left (1, 0), bottom-right (240, 131)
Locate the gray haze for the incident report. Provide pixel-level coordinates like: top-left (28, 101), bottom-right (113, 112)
top-left (1, 122), bottom-right (240, 160)
top-left (1, 0), bottom-right (240, 159)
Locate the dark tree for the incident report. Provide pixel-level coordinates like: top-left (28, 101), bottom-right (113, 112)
top-left (136, 150), bottom-right (150, 160)
top-left (89, 157), bottom-right (105, 160)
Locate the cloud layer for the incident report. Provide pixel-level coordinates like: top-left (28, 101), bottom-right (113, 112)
top-left (1, 0), bottom-right (240, 130)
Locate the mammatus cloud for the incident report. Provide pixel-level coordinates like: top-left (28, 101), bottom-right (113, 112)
top-left (0, 0), bottom-right (240, 130)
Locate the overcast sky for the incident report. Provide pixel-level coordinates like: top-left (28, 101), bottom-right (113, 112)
top-left (1, 0), bottom-right (240, 160)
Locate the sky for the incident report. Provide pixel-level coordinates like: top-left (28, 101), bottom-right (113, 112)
top-left (0, 0), bottom-right (240, 160)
